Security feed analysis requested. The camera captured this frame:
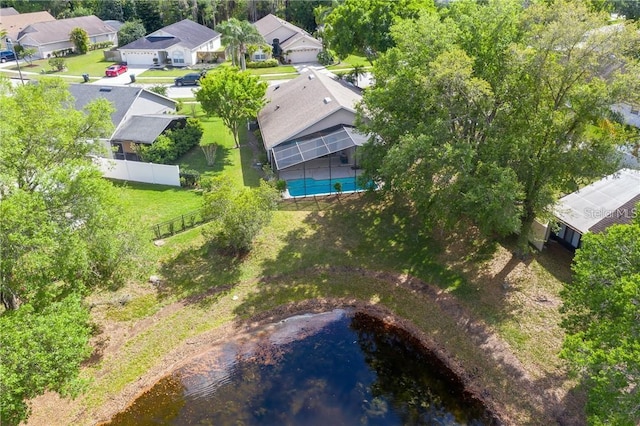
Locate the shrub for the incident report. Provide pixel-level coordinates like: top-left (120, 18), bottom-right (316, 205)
top-left (246, 59), bottom-right (279, 68)
top-left (275, 179), bottom-right (287, 192)
top-left (48, 57), bottom-right (66, 71)
top-left (136, 118), bottom-right (203, 164)
top-left (317, 50), bottom-right (334, 66)
top-left (89, 41), bottom-right (114, 51)
top-left (179, 169), bottom-right (201, 187)
top-left (148, 84), bottom-right (168, 96)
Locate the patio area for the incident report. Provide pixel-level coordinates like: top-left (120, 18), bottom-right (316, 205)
top-left (277, 153), bottom-right (362, 181)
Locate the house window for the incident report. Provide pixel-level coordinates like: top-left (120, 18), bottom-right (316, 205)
top-left (254, 53), bottom-right (266, 61)
top-left (173, 51), bottom-right (185, 64)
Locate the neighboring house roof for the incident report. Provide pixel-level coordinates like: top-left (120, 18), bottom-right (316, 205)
top-left (104, 20), bottom-right (124, 31)
top-left (254, 13), bottom-right (313, 42)
top-left (113, 114), bottom-right (187, 144)
top-left (612, 102), bottom-right (640, 128)
top-left (0, 7), bottom-right (19, 16)
top-left (280, 31), bottom-right (322, 51)
top-left (67, 84), bottom-right (176, 132)
top-left (17, 15), bottom-right (115, 45)
top-left (258, 69), bottom-right (362, 151)
top-left (554, 168), bottom-right (640, 234)
top-left (0, 11), bottom-right (55, 41)
top-left (253, 13), bottom-right (322, 52)
top-left (119, 19), bottom-right (219, 51)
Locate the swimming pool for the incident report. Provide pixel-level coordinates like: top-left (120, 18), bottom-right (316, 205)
top-left (286, 177), bottom-right (371, 197)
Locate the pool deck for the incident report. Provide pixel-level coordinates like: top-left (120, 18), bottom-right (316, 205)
top-left (278, 157), bottom-right (363, 181)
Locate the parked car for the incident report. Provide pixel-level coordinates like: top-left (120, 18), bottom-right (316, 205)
top-left (105, 64), bottom-right (128, 77)
top-left (174, 71), bottom-right (206, 86)
top-left (0, 50), bottom-right (16, 63)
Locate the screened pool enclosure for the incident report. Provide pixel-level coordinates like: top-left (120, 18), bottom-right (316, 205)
top-left (270, 126), bottom-right (370, 197)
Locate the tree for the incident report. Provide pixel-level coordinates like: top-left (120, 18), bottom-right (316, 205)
top-left (18, 47), bottom-right (37, 65)
top-left (195, 66), bottom-right (267, 148)
top-left (216, 18), bottom-right (264, 70)
top-left (324, 0), bottom-right (435, 62)
top-left (134, 0), bottom-right (163, 32)
top-left (0, 78), bottom-right (146, 309)
top-left (117, 19), bottom-right (146, 47)
top-left (96, 0), bottom-right (124, 21)
top-left (201, 142), bottom-right (218, 166)
top-left (606, 0), bottom-right (640, 20)
top-left (202, 177), bottom-right (280, 254)
top-left (0, 77), bottom-right (148, 424)
top-left (69, 27), bottom-right (90, 54)
top-left (560, 218), bottom-right (640, 425)
top-left (357, 0), bottom-right (640, 251)
top-left (0, 295), bottom-right (92, 425)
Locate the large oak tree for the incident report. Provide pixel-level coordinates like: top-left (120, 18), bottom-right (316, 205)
top-left (358, 0), bottom-right (640, 250)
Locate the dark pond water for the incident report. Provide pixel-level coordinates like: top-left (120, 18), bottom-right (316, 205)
top-left (107, 309), bottom-right (495, 425)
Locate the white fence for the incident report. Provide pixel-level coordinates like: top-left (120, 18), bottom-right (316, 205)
top-left (94, 157), bottom-right (181, 186)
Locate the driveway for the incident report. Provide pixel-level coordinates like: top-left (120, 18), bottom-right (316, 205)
top-left (90, 66), bottom-right (150, 86)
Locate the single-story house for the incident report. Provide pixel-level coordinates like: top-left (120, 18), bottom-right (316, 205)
top-left (1, 10), bottom-right (55, 44)
top-left (253, 14), bottom-right (323, 64)
top-left (16, 15), bottom-right (117, 59)
top-left (68, 84), bottom-right (185, 161)
top-left (118, 19), bottom-right (221, 67)
top-left (257, 70), bottom-right (368, 196)
top-left (532, 168), bottom-right (640, 250)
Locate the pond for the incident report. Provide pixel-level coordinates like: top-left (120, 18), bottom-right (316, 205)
top-left (106, 309), bottom-right (496, 425)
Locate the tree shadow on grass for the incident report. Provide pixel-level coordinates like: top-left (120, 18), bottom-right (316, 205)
top-left (156, 241), bottom-right (243, 307)
top-left (261, 192), bottom-right (466, 298)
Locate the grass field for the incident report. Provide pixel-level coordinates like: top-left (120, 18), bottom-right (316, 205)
top-left (0, 50), bottom-right (117, 80)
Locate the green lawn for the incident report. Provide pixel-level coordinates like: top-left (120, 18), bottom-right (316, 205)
top-left (0, 50), bottom-right (118, 80)
top-left (326, 53), bottom-right (372, 70)
top-left (172, 105), bottom-right (262, 188)
top-left (114, 181), bottom-right (203, 226)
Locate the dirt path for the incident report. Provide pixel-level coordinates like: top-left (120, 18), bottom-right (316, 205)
top-left (26, 267), bottom-right (583, 426)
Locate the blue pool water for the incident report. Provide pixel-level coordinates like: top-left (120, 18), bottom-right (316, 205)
top-left (287, 177), bottom-right (372, 197)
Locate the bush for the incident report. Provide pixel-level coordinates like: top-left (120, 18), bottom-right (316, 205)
top-left (52, 48), bottom-right (73, 58)
top-left (275, 179), bottom-right (287, 192)
top-left (246, 59), bottom-right (279, 68)
top-left (89, 41), bottom-right (114, 51)
top-left (136, 118), bottom-right (203, 164)
top-left (48, 57), bottom-right (66, 71)
top-left (317, 50), bottom-right (334, 66)
top-left (179, 169), bottom-right (201, 187)
top-left (148, 84), bottom-right (168, 96)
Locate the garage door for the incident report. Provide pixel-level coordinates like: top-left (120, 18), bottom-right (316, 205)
top-left (122, 52), bottom-right (154, 66)
top-left (288, 49), bottom-right (321, 64)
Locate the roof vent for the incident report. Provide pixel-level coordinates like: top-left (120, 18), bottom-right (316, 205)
top-left (275, 104), bottom-right (280, 110)
top-left (323, 97), bottom-right (332, 104)
top-left (308, 74), bottom-right (315, 80)
top-left (99, 87), bottom-right (112, 92)
top-left (274, 85), bottom-right (280, 90)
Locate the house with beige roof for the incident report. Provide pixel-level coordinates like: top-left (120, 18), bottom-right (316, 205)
top-left (17, 15), bottom-right (117, 59)
top-left (253, 14), bottom-right (322, 64)
top-left (0, 10), bottom-right (55, 45)
top-left (118, 19), bottom-right (220, 67)
top-left (258, 70), bottom-right (369, 196)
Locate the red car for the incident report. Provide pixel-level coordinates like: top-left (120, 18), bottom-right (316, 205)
top-left (105, 64), bottom-right (128, 77)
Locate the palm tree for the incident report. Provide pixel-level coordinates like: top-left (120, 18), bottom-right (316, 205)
top-left (216, 18), bottom-right (264, 71)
